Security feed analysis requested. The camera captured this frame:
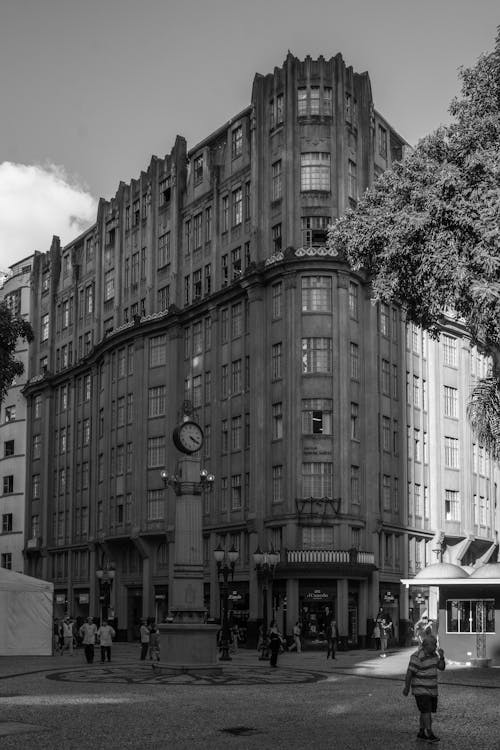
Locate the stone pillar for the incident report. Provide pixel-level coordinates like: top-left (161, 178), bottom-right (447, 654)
top-left (286, 578), bottom-right (299, 635)
top-left (159, 455), bottom-right (219, 669)
top-left (337, 578), bottom-right (349, 648)
top-left (358, 580), bottom-right (368, 647)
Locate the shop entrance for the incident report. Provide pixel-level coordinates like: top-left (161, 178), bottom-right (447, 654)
top-left (299, 585), bottom-right (337, 647)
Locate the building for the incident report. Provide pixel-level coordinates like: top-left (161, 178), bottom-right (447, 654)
top-left (0, 256), bottom-right (35, 573)
top-left (20, 52), bottom-right (498, 645)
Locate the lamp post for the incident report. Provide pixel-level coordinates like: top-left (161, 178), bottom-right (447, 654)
top-left (96, 562), bottom-right (115, 624)
top-left (214, 543), bottom-right (239, 661)
top-left (253, 546), bottom-right (279, 658)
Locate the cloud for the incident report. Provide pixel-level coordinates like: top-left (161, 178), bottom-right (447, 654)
top-left (0, 162), bottom-right (98, 269)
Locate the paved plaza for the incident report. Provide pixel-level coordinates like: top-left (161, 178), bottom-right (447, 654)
top-left (0, 644), bottom-right (499, 749)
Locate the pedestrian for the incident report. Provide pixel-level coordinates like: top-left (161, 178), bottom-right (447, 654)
top-left (139, 619), bottom-right (150, 660)
top-left (257, 623), bottom-right (266, 659)
top-left (372, 620), bottom-right (381, 650)
top-left (402, 634), bottom-right (445, 743)
top-left (326, 619), bottom-right (339, 659)
top-left (53, 618), bottom-right (62, 655)
top-left (268, 620), bottom-right (283, 667)
top-left (289, 621), bottom-right (302, 653)
top-left (379, 617), bottom-right (391, 657)
top-left (230, 624), bottom-right (239, 654)
top-left (79, 616), bottom-right (98, 664)
top-left (97, 619), bottom-right (116, 663)
top-left (62, 616), bottom-right (74, 655)
top-left (149, 622), bottom-right (160, 663)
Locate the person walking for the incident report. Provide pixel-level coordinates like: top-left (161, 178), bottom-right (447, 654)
top-left (139, 619), bottom-right (150, 660)
top-left (372, 619), bottom-right (381, 650)
top-left (79, 616), bottom-right (98, 664)
top-left (379, 618), bottom-right (391, 657)
top-left (62, 616), bottom-right (74, 655)
top-left (326, 619), bottom-right (339, 659)
top-left (97, 620), bottom-right (116, 663)
top-left (289, 621), bottom-right (302, 653)
top-left (268, 620), bottom-right (283, 667)
top-left (403, 634), bottom-right (445, 743)
top-left (149, 622), bottom-right (161, 663)
top-left (53, 618), bottom-right (62, 655)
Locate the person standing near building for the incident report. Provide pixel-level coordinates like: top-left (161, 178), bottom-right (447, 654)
top-left (139, 619), bottom-right (150, 660)
top-left (79, 616), bottom-right (97, 664)
top-left (149, 622), bottom-right (160, 664)
top-left (379, 618), bottom-right (392, 658)
top-left (403, 634), bottom-right (445, 743)
top-left (53, 618), bottom-right (62, 655)
top-left (326, 619), bottom-right (339, 659)
top-left (97, 620), bottom-right (115, 663)
top-left (268, 621), bottom-right (283, 667)
top-left (62, 616), bottom-right (74, 655)
top-left (289, 621), bottom-right (302, 653)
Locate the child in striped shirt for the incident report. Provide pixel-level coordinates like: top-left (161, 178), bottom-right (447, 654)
top-left (402, 634), bottom-right (445, 743)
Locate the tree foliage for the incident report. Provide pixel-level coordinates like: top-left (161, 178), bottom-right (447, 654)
top-left (328, 29), bottom-right (500, 455)
top-left (0, 301), bottom-right (34, 404)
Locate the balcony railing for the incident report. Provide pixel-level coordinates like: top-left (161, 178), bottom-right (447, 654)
top-left (286, 549), bottom-right (375, 565)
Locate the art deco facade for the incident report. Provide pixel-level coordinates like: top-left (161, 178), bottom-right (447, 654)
top-left (20, 53), bottom-right (498, 644)
top-left (0, 256), bottom-right (35, 573)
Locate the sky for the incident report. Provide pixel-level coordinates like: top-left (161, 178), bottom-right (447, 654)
top-left (0, 0), bottom-right (498, 269)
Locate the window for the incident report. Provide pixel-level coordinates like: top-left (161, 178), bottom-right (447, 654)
top-left (149, 335), bottom-right (167, 366)
top-left (1, 553), bottom-right (12, 570)
top-left (41, 313), bottom-right (49, 342)
top-left (271, 343), bottom-right (282, 380)
top-left (379, 304), bottom-right (390, 336)
top-left (378, 124), bottom-right (387, 158)
top-left (231, 125), bottom-right (243, 158)
top-left (272, 161), bottom-right (282, 200)
top-left (349, 282), bottom-right (359, 320)
top-left (351, 466), bottom-right (360, 505)
top-left (272, 224), bottom-right (282, 253)
top-left (302, 462), bottom-right (333, 498)
top-left (383, 475), bottom-right (391, 510)
top-left (301, 337), bottom-right (332, 373)
top-left (301, 276), bottom-right (332, 312)
top-left (413, 375), bottom-right (420, 407)
top-left (381, 359), bottom-right (390, 394)
top-left (231, 359), bottom-right (242, 393)
top-left (159, 175), bottom-right (171, 205)
top-left (272, 402), bottom-right (283, 440)
top-left (323, 87), bottom-right (333, 116)
top-left (231, 247), bottom-right (241, 278)
top-left (382, 417), bottom-right (391, 451)
top-left (158, 285), bottom-right (170, 312)
top-left (230, 415), bottom-right (242, 451)
top-left (442, 334), bottom-right (457, 366)
top-left (414, 428), bottom-right (421, 461)
top-left (221, 196), bottom-right (229, 233)
top-left (444, 436), bottom-right (459, 468)
top-left (3, 475), bottom-right (13, 494)
top-left (300, 152), bottom-right (331, 191)
top-left (444, 386), bottom-right (458, 417)
top-left (272, 465), bottom-right (283, 503)
top-left (231, 475), bottom-right (242, 509)
top-left (232, 188), bottom-right (242, 226)
top-left (270, 282), bottom-right (283, 320)
top-left (302, 526), bottom-right (334, 549)
top-left (297, 87), bottom-right (307, 116)
top-left (351, 403), bottom-right (359, 440)
top-left (148, 437), bottom-right (165, 468)
top-left (148, 386), bottom-right (165, 417)
top-left (302, 398), bottom-right (332, 435)
top-left (445, 489), bottom-right (460, 521)
top-left (34, 395), bottom-right (42, 418)
top-left (193, 154), bottom-right (203, 184)
top-left (4, 440), bottom-right (14, 457)
top-left (2, 513), bottom-right (13, 533)
top-left (104, 270), bottom-right (114, 301)
top-left (301, 216), bottom-right (330, 247)
top-left (193, 213), bottom-right (203, 251)
top-left (205, 206), bottom-right (212, 242)
top-left (158, 232), bottom-right (170, 267)
top-left (446, 599), bottom-right (494, 634)
top-left (147, 489), bottom-right (164, 521)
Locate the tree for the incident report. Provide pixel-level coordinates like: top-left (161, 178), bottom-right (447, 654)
top-left (328, 28), bottom-right (500, 456)
top-left (0, 301), bottom-right (34, 404)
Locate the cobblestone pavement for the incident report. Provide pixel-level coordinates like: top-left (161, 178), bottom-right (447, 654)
top-left (0, 645), bottom-right (499, 749)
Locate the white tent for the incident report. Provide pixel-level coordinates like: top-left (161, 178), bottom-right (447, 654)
top-left (0, 568), bottom-right (54, 656)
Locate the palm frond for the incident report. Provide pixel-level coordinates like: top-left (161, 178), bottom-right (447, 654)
top-left (467, 377), bottom-right (500, 460)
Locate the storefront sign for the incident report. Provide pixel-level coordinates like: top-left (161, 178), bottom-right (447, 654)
top-left (78, 594), bottom-right (89, 604)
top-left (305, 589), bottom-right (330, 601)
top-left (383, 591), bottom-right (395, 602)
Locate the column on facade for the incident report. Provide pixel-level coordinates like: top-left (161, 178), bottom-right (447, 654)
top-left (286, 578), bottom-right (299, 634)
top-left (337, 578), bottom-right (349, 643)
top-left (358, 579), bottom-right (368, 645)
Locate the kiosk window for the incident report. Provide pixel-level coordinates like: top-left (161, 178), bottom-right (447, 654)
top-left (446, 599), bottom-right (495, 633)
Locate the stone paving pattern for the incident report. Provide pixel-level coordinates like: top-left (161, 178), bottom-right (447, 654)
top-left (0, 644), bottom-right (499, 749)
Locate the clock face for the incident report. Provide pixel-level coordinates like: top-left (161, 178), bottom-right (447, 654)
top-left (173, 421), bottom-right (204, 454)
